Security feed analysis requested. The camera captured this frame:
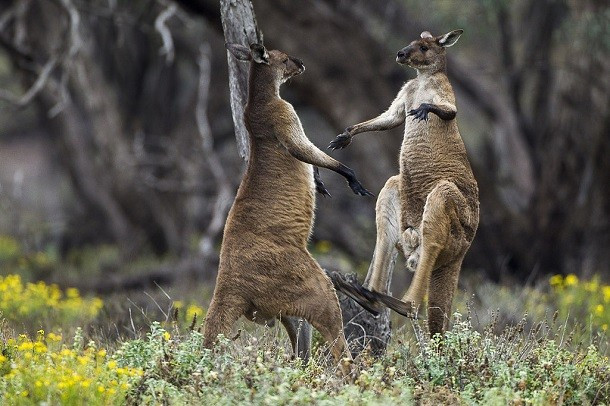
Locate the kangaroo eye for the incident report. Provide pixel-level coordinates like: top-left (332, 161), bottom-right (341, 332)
top-left (420, 46), bottom-right (429, 53)
top-left (283, 58), bottom-right (289, 64)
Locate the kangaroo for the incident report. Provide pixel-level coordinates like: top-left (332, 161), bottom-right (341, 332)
top-left (329, 30), bottom-right (479, 336)
top-left (203, 43), bottom-right (372, 372)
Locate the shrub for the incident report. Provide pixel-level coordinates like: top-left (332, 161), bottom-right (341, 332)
top-left (0, 274), bottom-right (103, 333)
top-left (407, 313), bottom-right (609, 404)
top-left (549, 274), bottom-right (609, 333)
top-left (0, 329), bottom-right (143, 405)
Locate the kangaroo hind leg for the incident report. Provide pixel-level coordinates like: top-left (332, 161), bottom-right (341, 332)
top-left (428, 261), bottom-right (461, 336)
top-left (364, 175), bottom-right (401, 294)
top-left (281, 317), bottom-right (312, 363)
top-left (203, 295), bottom-right (247, 348)
top-left (402, 181), bottom-right (466, 316)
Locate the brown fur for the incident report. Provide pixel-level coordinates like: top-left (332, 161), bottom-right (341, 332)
top-left (329, 30), bottom-right (479, 336)
top-left (203, 44), bottom-right (371, 372)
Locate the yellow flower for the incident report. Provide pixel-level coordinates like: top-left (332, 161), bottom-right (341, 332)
top-left (173, 300), bottom-right (184, 309)
top-left (603, 286), bottom-right (610, 303)
top-left (186, 304), bottom-right (205, 322)
top-left (97, 349), bottom-right (107, 358)
top-left (97, 385), bottom-right (105, 393)
top-left (17, 342), bottom-right (34, 351)
top-left (66, 288), bottom-right (80, 299)
top-left (602, 324), bottom-right (608, 331)
top-left (315, 240), bottom-right (332, 254)
top-left (163, 331), bottom-right (171, 341)
top-left (549, 274), bottom-right (563, 287)
top-left (565, 274), bottom-right (579, 286)
top-left (0, 355), bottom-right (7, 363)
top-left (594, 304), bottom-right (604, 317)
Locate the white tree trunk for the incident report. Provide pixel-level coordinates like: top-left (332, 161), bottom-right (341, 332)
top-left (219, 0), bottom-right (262, 160)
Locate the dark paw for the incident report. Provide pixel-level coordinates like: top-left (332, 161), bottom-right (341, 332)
top-left (407, 103), bottom-right (430, 122)
top-left (325, 271), bottom-right (381, 316)
top-left (328, 131), bottom-right (353, 150)
top-left (349, 180), bottom-right (374, 197)
top-left (370, 292), bottom-right (416, 319)
top-left (315, 179), bottom-right (331, 197)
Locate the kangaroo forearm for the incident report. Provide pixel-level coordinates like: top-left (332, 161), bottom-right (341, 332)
top-left (288, 145), bottom-right (343, 173)
top-left (348, 116), bottom-right (404, 136)
top-left (426, 103), bottom-right (456, 121)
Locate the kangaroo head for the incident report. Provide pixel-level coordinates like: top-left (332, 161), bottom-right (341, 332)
top-left (226, 43), bottom-right (305, 86)
top-left (396, 30), bottom-right (463, 72)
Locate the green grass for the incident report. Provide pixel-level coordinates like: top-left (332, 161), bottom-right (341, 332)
top-left (0, 236), bottom-right (608, 404)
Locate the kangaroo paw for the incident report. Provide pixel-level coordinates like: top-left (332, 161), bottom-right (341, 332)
top-left (325, 271), bottom-right (381, 316)
top-left (406, 251), bottom-right (419, 273)
top-left (348, 180), bottom-right (374, 197)
top-left (366, 291), bottom-right (416, 319)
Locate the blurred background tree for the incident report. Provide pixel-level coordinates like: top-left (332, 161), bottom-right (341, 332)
top-left (0, 0), bottom-right (608, 296)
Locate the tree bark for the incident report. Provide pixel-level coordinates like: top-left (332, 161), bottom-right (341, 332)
top-left (219, 0), bottom-right (262, 160)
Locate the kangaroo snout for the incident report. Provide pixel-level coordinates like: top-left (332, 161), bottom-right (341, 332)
top-left (396, 47), bottom-right (411, 64)
top-left (292, 57), bottom-right (305, 72)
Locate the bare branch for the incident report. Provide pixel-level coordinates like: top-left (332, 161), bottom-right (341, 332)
top-left (0, 56), bottom-right (59, 106)
top-left (154, 3), bottom-right (177, 64)
top-left (196, 43), bottom-right (234, 256)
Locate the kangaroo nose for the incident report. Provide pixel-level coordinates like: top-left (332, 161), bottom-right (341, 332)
top-left (397, 50), bottom-right (406, 59)
top-left (292, 58), bottom-right (305, 71)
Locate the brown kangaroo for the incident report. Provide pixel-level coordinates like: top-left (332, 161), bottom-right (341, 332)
top-left (203, 43), bottom-right (371, 371)
top-left (329, 30), bottom-right (479, 336)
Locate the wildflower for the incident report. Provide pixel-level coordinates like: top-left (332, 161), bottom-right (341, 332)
top-left (163, 331), bottom-right (171, 341)
top-left (315, 240), bottom-right (332, 254)
top-left (97, 385), bottom-right (105, 393)
top-left (17, 342), bottom-right (34, 351)
top-left (549, 274), bottom-right (563, 287)
top-left (97, 349), bottom-right (107, 358)
top-left (565, 274), bottom-right (578, 286)
top-left (173, 300), bottom-right (184, 309)
top-left (602, 324), bottom-right (608, 331)
top-left (594, 304), bottom-right (604, 317)
top-left (603, 286), bottom-right (610, 303)
top-left (186, 304), bottom-right (205, 322)
top-left (0, 355), bottom-right (7, 363)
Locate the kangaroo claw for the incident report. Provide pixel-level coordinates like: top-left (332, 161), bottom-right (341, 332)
top-left (328, 132), bottom-right (352, 150)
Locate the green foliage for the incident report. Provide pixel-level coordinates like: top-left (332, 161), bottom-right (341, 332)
top-left (407, 313), bottom-right (608, 404)
top-left (0, 274), bottom-right (103, 333)
top-left (549, 274), bottom-right (609, 333)
top-left (114, 323), bottom-right (413, 405)
top-left (0, 329), bottom-right (142, 405)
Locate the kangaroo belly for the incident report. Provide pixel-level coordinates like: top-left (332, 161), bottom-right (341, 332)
top-left (398, 129), bottom-right (477, 232)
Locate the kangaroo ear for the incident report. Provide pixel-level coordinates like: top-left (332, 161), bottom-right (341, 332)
top-left (250, 43), bottom-right (270, 65)
top-left (226, 43), bottom-right (251, 61)
top-left (437, 29), bottom-right (463, 47)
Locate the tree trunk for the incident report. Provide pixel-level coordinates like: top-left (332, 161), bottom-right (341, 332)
top-left (219, 0), bottom-right (262, 160)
